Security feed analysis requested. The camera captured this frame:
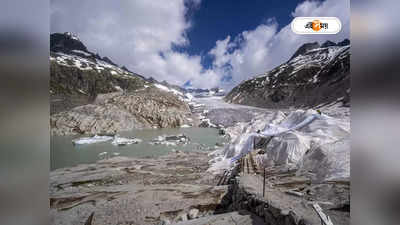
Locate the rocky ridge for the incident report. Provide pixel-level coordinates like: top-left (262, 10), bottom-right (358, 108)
top-left (225, 39), bottom-right (350, 109)
top-left (50, 33), bottom-right (194, 135)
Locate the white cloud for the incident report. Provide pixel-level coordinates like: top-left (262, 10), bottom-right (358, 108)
top-left (209, 0), bottom-right (350, 89)
top-left (209, 36), bottom-right (232, 68)
top-left (51, 0), bottom-right (349, 90)
top-left (51, 0), bottom-right (212, 86)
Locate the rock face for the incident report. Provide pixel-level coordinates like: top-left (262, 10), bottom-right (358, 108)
top-left (51, 87), bottom-right (191, 135)
top-left (50, 33), bottom-right (192, 134)
top-left (225, 40), bottom-right (350, 108)
top-left (50, 33), bottom-right (150, 114)
top-left (51, 32), bottom-right (88, 53)
top-left (50, 60), bottom-right (148, 114)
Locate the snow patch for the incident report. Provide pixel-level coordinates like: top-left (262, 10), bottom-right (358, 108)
top-left (72, 50), bottom-right (91, 57)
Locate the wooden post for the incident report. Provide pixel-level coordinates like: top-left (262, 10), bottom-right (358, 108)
top-left (312, 203), bottom-right (334, 225)
top-left (217, 170), bottom-right (226, 186)
top-left (84, 212), bottom-right (94, 225)
top-left (241, 158), bottom-right (244, 173)
top-left (221, 170), bottom-right (229, 185)
top-left (246, 158), bottom-right (250, 174)
top-left (263, 167), bottom-right (266, 197)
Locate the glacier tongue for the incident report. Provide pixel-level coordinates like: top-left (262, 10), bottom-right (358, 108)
top-left (208, 109), bottom-right (350, 182)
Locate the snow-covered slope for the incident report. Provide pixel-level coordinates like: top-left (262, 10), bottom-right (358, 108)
top-left (50, 51), bottom-right (138, 78)
top-left (225, 39), bottom-right (350, 108)
top-left (50, 32), bottom-right (195, 114)
top-left (50, 32), bottom-right (147, 80)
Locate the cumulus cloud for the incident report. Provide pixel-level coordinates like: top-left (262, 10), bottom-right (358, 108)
top-left (209, 0), bottom-right (350, 89)
top-left (51, 0), bottom-right (349, 90)
top-left (51, 0), bottom-right (219, 88)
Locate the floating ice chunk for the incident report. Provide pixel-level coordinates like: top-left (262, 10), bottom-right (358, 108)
top-left (111, 136), bottom-right (142, 146)
top-left (181, 124), bottom-right (191, 128)
top-left (164, 141), bottom-right (177, 146)
top-left (72, 135), bottom-right (113, 145)
top-left (98, 152), bottom-right (108, 156)
top-left (150, 134), bottom-right (189, 145)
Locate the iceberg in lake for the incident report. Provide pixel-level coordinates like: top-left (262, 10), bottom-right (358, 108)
top-left (72, 134), bottom-right (142, 146)
top-left (72, 135), bottom-right (114, 145)
top-left (111, 136), bottom-right (142, 146)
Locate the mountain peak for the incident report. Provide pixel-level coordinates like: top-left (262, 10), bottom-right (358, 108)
top-left (64, 32), bottom-right (80, 41)
top-left (50, 32), bottom-right (88, 53)
top-left (289, 42), bottom-right (320, 61)
top-left (337, 38), bottom-right (350, 46)
top-left (321, 40), bottom-right (337, 48)
top-left (102, 56), bottom-right (118, 67)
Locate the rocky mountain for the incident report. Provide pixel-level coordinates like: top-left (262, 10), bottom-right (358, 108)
top-left (225, 39), bottom-right (350, 108)
top-left (51, 88), bottom-right (191, 135)
top-left (50, 32), bottom-right (193, 135)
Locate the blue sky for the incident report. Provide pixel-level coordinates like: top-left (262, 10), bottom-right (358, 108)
top-left (181, 0), bottom-right (305, 69)
top-left (51, 0), bottom-right (350, 89)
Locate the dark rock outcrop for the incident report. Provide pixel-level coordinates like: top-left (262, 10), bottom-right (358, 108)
top-left (321, 40), bottom-right (337, 48)
top-left (51, 32), bottom-right (88, 53)
top-left (337, 39), bottom-right (350, 47)
top-left (289, 42), bottom-right (320, 61)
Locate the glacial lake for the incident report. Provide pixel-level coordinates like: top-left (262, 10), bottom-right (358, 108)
top-left (51, 127), bottom-right (226, 171)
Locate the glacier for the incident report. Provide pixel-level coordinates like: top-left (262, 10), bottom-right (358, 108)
top-left (208, 109), bottom-right (350, 182)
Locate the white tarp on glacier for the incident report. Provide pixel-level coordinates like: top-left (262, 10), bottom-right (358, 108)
top-left (208, 109), bottom-right (350, 182)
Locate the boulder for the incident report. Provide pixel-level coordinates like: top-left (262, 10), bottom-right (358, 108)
top-left (188, 208), bottom-right (199, 219)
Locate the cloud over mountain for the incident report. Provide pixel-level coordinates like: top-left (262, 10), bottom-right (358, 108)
top-left (51, 0), bottom-right (349, 90)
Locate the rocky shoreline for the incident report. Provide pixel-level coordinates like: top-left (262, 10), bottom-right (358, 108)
top-left (50, 151), bottom-right (228, 225)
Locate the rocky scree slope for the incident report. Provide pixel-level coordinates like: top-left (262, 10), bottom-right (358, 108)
top-left (50, 33), bottom-right (191, 135)
top-left (51, 87), bottom-right (191, 135)
top-left (225, 39), bottom-right (350, 108)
